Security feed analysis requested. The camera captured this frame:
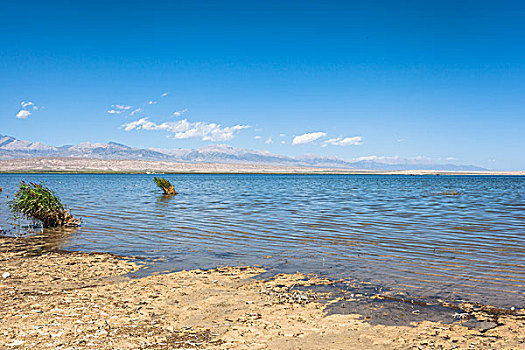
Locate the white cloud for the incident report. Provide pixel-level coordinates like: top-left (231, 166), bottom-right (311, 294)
top-left (148, 100), bottom-right (157, 105)
top-left (279, 134), bottom-right (286, 137)
top-left (397, 138), bottom-right (405, 143)
top-left (129, 108), bottom-right (142, 116)
top-left (281, 140), bottom-right (286, 144)
top-left (172, 108), bottom-right (188, 117)
top-left (16, 101), bottom-right (40, 119)
top-left (21, 101), bottom-right (36, 109)
top-left (115, 105), bottom-right (132, 110)
top-left (265, 137), bottom-right (273, 144)
top-left (292, 131), bottom-right (327, 145)
top-left (254, 135), bottom-right (263, 140)
top-left (161, 92), bottom-right (168, 97)
top-left (122, 118), bottom-right (155, 131)
top-left (323, 136), bottom-right (363, 147)
top-left (108, 104), bottom-right (133, 114)
top-left (16, 110), bottom-right (32, 119)
top-left (122, 118), bottom-right (250, 141)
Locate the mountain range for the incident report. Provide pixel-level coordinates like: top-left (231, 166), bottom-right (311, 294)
top-left (0, 134), bottom-right (486, 171)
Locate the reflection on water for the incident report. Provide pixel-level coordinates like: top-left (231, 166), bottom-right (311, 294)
top-left (0, 174), bottom-right (524, 308)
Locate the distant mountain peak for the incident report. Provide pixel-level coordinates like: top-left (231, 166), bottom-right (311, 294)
top-left (0, 134), bottom-right (487, 171)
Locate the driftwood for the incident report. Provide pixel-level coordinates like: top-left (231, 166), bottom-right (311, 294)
top-left (162, 186), bottom-right (177, 195)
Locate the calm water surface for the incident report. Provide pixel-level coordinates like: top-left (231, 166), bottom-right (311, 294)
top-left (1, 174), bottom-right (523, 308)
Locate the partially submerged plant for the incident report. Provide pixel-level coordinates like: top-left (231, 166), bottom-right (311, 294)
top-left (9, 181), bottom-right (81, 227)
top-left (438, 190), bottom-right (462, 196)
top-left (154, 177), bottom-right (177, 195)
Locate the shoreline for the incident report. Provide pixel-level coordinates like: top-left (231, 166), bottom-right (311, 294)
top-left (0, 157), bottom-right (523, 175)
top-left (1, 236), bottom-right (524, 349)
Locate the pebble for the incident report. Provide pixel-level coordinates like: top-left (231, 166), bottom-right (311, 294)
top-left (6, 340), bottom-right (25, 347)
top-left (2, 272), bottom-right (11, 279)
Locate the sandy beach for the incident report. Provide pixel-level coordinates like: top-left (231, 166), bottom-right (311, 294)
top-left (1, 236), bottom-right (524, 349)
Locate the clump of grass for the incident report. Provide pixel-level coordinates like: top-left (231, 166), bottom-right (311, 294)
top-left (9, 181), bottom-right (81, 227)
top-left (438, 190), bottom-right (462, 196)
top-left (154, 177), bottom-right (177, 195)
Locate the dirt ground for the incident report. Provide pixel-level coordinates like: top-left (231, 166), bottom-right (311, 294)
top-left (1, 236), bottom-right (524, 349)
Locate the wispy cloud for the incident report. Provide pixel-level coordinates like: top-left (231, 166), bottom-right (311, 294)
top-left (21, 101), bottom-right (36, 109)
top-left (161, 92), bottom-right (168, 97)
top-left (254, 135), bottom-right (263, 140)
top-left (265, 137), bottom-right (273, 144)
top-left (172, 108), bottom-right (188, 117)
top-left (122, 118), bottom-right (250, 141)
top-left (292, 131), bottom-right (327, 145)
top-left (129, 108), bottom-right (142, 116)
top-left (148, 100), bottom-right (157, 105)
top-left (115, 105), bottom-right (132, 110)
top-left (107, 105), bottom-right (133, 114)
top-left (279, 134), bottom-right (286, 137)
top-left (16, 101), bottom-right (40, 119)
top-left (323, 136), bottom-right (363, 147)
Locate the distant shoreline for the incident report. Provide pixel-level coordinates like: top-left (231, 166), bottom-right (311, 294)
top-left (1, 171), bottom-right (524, 176)
top-left (0, 157), bottom-right (523, 176)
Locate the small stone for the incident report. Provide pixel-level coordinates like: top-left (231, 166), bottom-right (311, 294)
top-left (6, 340), bottom-right (25, 347)
top-left (2, 272), bottom-right (11, 279)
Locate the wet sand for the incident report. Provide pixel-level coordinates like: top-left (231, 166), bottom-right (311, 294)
top-left (1, 236), bottom-right (524, 349)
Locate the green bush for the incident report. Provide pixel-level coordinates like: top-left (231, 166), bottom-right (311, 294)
top-left (154, 177), bottom-right (177, 195)
top-left (9, 181), bottom-right (80, 227)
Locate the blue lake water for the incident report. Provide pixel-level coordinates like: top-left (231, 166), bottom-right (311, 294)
top-left (0, 174), bottom-right (524, 308)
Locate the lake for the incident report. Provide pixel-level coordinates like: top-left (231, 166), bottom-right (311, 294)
top-left (1, 174), bottom-right (524, 308)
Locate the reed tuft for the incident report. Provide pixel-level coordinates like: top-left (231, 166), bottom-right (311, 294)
top-left (9, 181), bottom-right (81, 227)
top-left (154, 177), bottom-right (177, 195)
top-left (438, 190), bottom-right (462, 196)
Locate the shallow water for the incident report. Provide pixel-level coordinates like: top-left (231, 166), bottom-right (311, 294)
top-left (0, 174), bottom-right (523, 308)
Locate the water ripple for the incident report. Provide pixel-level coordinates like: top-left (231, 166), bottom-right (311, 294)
top-left (0, 174), bottom-right (523, 307)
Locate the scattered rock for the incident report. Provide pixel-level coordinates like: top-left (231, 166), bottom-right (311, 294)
top-left (5, 340), bottom-right (25, 347)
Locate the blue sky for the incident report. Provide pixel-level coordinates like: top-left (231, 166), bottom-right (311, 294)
top-left (1, 0), bottom-right (524, 170)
